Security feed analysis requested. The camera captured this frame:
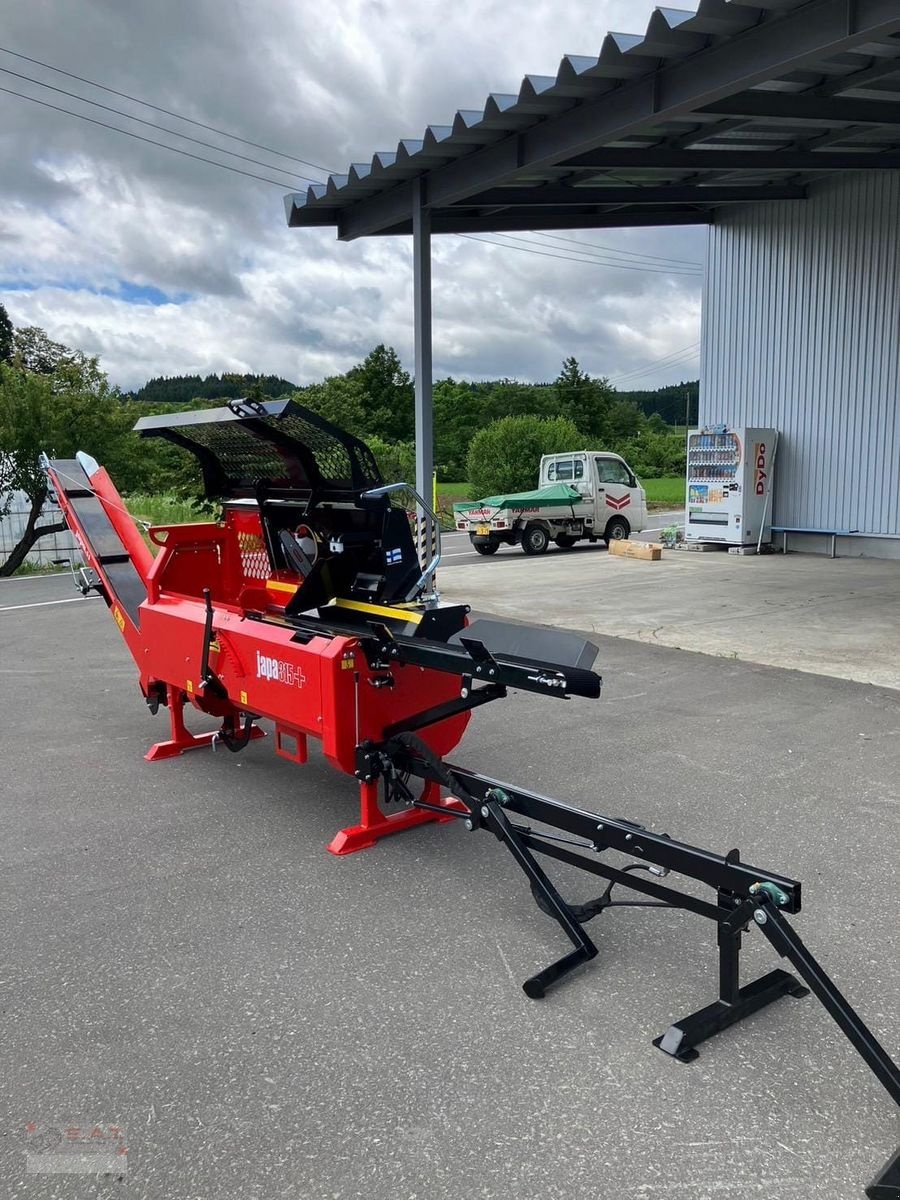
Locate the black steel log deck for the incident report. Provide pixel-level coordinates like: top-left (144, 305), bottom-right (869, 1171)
top-left (357, 734), bottom-right (900, 1199)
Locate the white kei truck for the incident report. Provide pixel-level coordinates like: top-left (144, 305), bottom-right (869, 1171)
top-left (453, 451), bottom-right (648, 555)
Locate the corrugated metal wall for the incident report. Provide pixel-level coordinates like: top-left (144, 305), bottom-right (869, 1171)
top-left (701, 171), bottom-right (900, 540)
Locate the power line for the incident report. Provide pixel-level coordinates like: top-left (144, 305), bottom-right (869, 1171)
top-left (0, 85), bottom-right (304, 188)
top-left (491, 231), bottom-right (702, 274)
top-left (0, 64), bottom-right (324, 185)
top-left (609, 349), bottom-right (700, 385)
top-left (607, 343), bottom-right (705, 384)
top-left (0, 44), bottom-right (334, 176)
top-left (607, 342), bottom-right (701, 386)
top-left (611, 356), bottom-right (700, 388)
top-left (525, 230), bottom-right (703, 270)
top-left (456, 233), bottom-right (703, 276)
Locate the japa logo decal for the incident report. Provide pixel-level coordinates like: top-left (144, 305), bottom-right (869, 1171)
top-left (605, 493), bottom-right (631, 511)
top-left (256, 650), bottom-right (306, 687)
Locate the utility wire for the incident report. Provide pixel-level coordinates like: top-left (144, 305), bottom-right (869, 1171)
top-left (490, 231), bottom-right (702, 274)
top-left (0, 65), bottom-right (324, 185)
top-left (607, 342), bottom-right (700, 385)
top-left (610, 341), bottom-right (700, 375)
top-left (522, 230), bottom-right (703, 270)
top-left (610, 356), bottom-right (700, 387)
top-left (456, 232), bottom-right (702, 276)
top-left (0, 85), bottom-right (305, 188)
top-left (609, 348), bottom-right (700, 384)
top-left (0, 44), bottom-right (333, 175)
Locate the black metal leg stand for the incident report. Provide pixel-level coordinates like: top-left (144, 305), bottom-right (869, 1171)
top-left (867, 1146), bottom-right (900, 1199)
top-left (757, 900), bottom-right (900, 1108)
top-left (482, 796), bottom-right (598, 999)
top-left (654, 893), bottom-right (809, 1063)
top-left (867, 1147), bottom-right (900, 1199)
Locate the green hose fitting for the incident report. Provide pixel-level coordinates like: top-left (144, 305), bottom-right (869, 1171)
top-left (485, 787), bottom-right (510, 805)
top-left (749, 880), bottom-right (789, 908)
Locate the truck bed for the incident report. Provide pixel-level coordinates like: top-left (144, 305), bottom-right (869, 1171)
top-left (454, 483), bottom-right (582, 516)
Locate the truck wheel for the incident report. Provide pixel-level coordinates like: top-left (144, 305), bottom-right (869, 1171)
top-left (521, 524), bottom-right (550, 556)
top-left (473, 542), bottom-right (499, 556)
top-left (555, 533), bottom-right (576, 549)
top-left (604, 516), bottom-right (630, 544)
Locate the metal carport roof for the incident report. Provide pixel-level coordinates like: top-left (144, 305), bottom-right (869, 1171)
top-left (283, 0), bottom-right (900, 506)
top-left (285, 0), bottom-right (900, 240)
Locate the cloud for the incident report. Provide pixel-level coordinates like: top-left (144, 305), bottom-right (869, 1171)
top-left (0, 0), bottom-right (703, 392)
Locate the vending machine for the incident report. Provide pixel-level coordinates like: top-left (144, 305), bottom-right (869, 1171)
top-left (685, 425), bottom-right (777, 545)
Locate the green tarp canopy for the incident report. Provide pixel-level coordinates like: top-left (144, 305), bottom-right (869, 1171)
top-left (453, 483), bottom-right (581, 514)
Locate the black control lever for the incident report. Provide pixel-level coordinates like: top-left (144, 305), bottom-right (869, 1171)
top-left (197, 588), bottom-right (228, 700)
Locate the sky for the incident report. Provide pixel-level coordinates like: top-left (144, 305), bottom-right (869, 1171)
top-left (0, 0), bottom-right (704, 393)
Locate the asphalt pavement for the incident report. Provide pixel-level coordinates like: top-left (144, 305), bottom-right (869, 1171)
top-left (1, 570), bottom-right (898, 1199)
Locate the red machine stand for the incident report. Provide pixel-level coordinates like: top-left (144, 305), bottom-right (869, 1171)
top-left (145, 684), bottom-right (266, 762)
top-left (327, 779), bottom-right (464, 856)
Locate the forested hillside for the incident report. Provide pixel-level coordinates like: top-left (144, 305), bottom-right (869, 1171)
top-left (123, 348), bottom-right (698, 481)
top-left (128, 373), bottom-right (297, 406)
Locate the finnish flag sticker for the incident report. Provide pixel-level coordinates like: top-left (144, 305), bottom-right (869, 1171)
top-left (385, 548), bottom-right (403, 565)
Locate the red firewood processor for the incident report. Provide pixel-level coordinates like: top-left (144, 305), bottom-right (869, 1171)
top-left (43, 398), bottom-right (899, 1198)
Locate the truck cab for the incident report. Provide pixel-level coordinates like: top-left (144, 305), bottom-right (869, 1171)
top-left (456, 450), bottom-right (647, 556)
top-left (539, 451), bottom-right (647, 541)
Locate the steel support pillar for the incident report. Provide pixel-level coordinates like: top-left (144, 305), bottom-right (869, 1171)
top-left (412, 178), bottom-right (433, 504)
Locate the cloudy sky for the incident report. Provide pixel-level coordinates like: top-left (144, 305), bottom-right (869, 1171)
top-left (0, 0), bottom-right (704, 392)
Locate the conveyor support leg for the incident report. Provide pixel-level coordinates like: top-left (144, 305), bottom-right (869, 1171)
top-left (145, 685), bottom-right (263, 761)
top-left (327, 778), bottom-right (463, 856)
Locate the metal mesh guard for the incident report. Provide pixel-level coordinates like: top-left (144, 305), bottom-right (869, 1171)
top-left (135, 400), bottom-right (383, 497)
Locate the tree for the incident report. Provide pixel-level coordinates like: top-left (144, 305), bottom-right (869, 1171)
top-left (348, 344), bottom-right (413, 441)
top-left (0, 303), bottom-right (12, 364)
top-left (434, 379), bottom-right (483, 480)
top-left (466, 414), bottom-right (582, 499)
top-left (552, 356), bottom-right (613, 441)
top-left (295, 375), bottom-right (368, 438)
top-left (0, 340), bottom-right (138, 575)
top-left (11, 326), bottom-right (73, 375)
top-left (365, 436), bottom-right (415, 485)
top-left (483, 378), bottom-right (556, 424)
top-left (605, 398), bottom-right (645, 441)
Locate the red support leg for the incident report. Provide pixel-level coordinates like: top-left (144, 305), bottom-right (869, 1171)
top-left (327, 778), bottom-right (466, 856)
top-left (144, 686), bottom-right (264, 761)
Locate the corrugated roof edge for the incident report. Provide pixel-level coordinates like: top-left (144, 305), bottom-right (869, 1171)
top-left (284, 1), bottom-right (808, 219)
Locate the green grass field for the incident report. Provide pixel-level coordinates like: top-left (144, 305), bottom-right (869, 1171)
top-left (125, 494), bottom-right (210, 528)
top-left (640, 476), bottom-right (683, 507)
top-left (436, 482), bottom-right (471, 501)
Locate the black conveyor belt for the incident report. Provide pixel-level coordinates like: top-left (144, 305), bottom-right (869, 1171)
top-left (49, 459), bottom-right (146, 627)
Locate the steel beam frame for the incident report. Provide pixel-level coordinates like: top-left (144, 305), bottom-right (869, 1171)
top-left (368, 210), bottom-right (713, 236)
top-left (412, 178), bottom-right (433, 505)
top-left (451, 184), bottom-right (807, 207)
top-left (331, 0), bottom-right (900, 239)
top-left (559, 147), bottom-right (900, 170)
top-left (703, 91), bottom-right (900, 125)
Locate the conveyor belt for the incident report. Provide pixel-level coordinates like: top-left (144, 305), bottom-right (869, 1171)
top-left (49, 459), bottom-right (147, 627)
top-left (259, 609), bottom-right (603, 700)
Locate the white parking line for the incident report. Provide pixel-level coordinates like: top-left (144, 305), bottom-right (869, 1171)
top-left (0, 571), bottom-right (71, 582)
top-left (0, 596), bottom-right (94, 613)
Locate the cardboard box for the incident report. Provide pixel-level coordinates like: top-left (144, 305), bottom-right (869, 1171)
top-left (609, 539), bottom-right (663, 561)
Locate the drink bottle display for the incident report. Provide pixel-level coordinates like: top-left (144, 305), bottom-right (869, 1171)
top-left (685, 426), bottom-right (777, 545)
